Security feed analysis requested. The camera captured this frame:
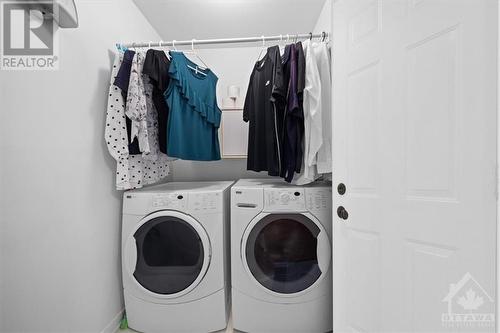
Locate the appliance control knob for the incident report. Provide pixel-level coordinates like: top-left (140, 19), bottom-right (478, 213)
top-left (280, 193), bottom-right (290, 203)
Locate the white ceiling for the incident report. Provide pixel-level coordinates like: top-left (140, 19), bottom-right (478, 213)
top-left (132, 0), bottom-right (327, 42)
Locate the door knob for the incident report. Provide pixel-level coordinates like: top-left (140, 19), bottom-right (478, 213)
top-left (337, 206), bottom-right (349, 220)
top-left (337, 183), bottom-right (346, 195)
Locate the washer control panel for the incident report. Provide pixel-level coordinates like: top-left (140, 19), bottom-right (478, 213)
top-left (188, 191), bottom-right (222, 213)
top-left (264, 188), bottom-right (306, 211)
top-left (151, 193), bottom-right (188, 210)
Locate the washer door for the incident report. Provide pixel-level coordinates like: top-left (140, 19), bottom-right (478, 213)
top-left (242, 213), bottom-right (331, 295)
top-left (125, 211), bottom-right (211, 298)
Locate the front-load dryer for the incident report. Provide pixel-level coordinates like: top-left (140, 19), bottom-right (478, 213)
top-left (122, 181), bottom-right (233, 333)
top-left (231, 179), bottom-right (332, 333)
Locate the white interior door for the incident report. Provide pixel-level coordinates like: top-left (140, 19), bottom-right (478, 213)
top-left (332, 1), bottom-right (497, 332)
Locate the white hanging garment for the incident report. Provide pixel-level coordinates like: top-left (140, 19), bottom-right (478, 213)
top-left (105, 52), bottom-right (170, 190)
top-left (313, 42), bottom-right (332, 175)
top-left (105, 53), bottom-right (130, 190)
top-left (126, 51), bottom-right (150, 155)
top-left (293, 39), bottom-right (322, 185)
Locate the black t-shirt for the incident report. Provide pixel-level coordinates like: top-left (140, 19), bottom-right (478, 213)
top-left (142, 49), bottom-right (171, 154)
top-left (243, 46), bottom-right (286, 176)
top-left (295, 42), bottom-right (306, 173)
top-left (280, 43), bottom-right (306, 182)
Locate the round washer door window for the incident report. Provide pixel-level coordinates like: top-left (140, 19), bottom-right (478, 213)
top-left (132, 213), bottom-right (208, 295)
top-left (244, 214), bottom-right (330, 294)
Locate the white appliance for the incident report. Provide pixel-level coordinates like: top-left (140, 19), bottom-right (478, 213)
top-left (122, 181), bottom-right (233, 333)
top-left (230, 179), bottom-right (332, 333)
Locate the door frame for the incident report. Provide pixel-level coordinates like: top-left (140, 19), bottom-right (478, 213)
top-left (496, 2), bottom-right (500, 330)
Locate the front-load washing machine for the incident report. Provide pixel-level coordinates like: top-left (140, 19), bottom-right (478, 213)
top-left (122, 181), bottom-right (233, 333)
top-left (231, 179), bottom-right (332, 333)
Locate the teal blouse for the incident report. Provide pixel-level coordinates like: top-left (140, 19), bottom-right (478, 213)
top-left (165, 52), bottom-right (221, 161)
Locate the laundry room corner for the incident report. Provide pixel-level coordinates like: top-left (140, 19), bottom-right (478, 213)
top-left (313, 0), bottom-right (332, 33)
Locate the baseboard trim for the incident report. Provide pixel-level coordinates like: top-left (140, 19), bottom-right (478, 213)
top-left (101, 308), bottom-right (125, 333)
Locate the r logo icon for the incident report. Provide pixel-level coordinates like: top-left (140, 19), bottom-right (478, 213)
top-left (1, 1), bottom-right (59, 70)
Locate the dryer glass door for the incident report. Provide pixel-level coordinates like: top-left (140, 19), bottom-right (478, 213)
top-left (245, 214), bottom-right (328, 294)
top-left (133, 215), bottom-right (205, 295)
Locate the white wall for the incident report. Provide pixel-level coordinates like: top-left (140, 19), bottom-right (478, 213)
top-left (0, 0), bottom-right (161, 332)
top-left (133, 0), bottom-right (327, 41)
top-left (314, 0), bottom-right (333, 34)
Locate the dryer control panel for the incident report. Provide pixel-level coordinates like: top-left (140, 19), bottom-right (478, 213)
top-left (188, 191), bottom-right (222, 213)
top-left (151, 191), bottom-right (222, 213)
top-left (305, 188), bottom-right (331, 211)
top-left (263, 188), bottom-right (306, 212)
top-left (151, 193), bottom-right (188, 210)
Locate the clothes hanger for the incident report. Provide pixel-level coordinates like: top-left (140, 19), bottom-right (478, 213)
top-left (169, 40), bottom-right (180, 61)
top-left (115, 43), bottom-right (127, 53)
top-left (279, 34), bottom-right (288, 56)
top-left (184, 39), bottom-right (209, 68)
top-left (278, 34), bottom-right (285, 53)
top-left (158, 40), bottom-right (172, 60)
top-left (256, 35), bottom-right (267, 63)
top-left (185, 39), bottom-right (208, 76)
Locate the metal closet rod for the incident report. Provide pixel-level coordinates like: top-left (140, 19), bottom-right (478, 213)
top-left (119, 32), bottom-right (328, 49)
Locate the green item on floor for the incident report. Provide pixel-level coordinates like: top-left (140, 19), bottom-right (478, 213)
top-left (119, 313), bottom-right (128, 330)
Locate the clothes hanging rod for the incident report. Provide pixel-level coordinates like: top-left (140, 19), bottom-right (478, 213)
top-left (118, 32), bottom-right (328, 49)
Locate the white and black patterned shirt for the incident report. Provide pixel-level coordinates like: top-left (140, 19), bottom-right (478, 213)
top-left (105, 52), bottom-right (170, 190)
